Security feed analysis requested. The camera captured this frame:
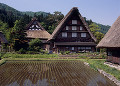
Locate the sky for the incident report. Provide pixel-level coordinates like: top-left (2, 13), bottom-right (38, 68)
top-left (0, 0), bottom-right (120, 26)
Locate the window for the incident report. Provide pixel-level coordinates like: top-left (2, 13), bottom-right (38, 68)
top-left (72, 26), bottom-right (77, 30)
top-left (78, 47), bottom-right (81, 49)
top-left (72, 47), bottom-right (74, 50)
top-left (62, 32), bottom-right (67, 37)
top-left (66, 26), bottom-right (69, 30)
top-left (72, 33), bottom-right (77, 37)
top-left (80, 26), bottom-right (83, 30)
top-left (32, 25), bottom-right (34, 28)
top-left (81, 47), bottom-right (85, 50)
top-left (36, 25), bottom-right (39, 28)
top-left (86, 47), bottom-right (91, 49)
top-left (72, 20), bottom-right (77, 24)
top-left (81, 33), bottom-right (86, 37)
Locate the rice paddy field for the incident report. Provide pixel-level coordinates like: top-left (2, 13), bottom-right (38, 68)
top-left (0, 60), bottom-right (117, 86)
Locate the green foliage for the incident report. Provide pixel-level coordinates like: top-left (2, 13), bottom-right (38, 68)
top-left (81, 59), bottom-right (120, 80)
top-left (0, 59), bottom-right (6, 66)
top-left (89, 23), bottom-right (100, 34)
top-left (2, 53), bottom-right (58, 59)
top-left (11, 20), bottom-right (28, 51)
top-left (89, 23), bottom-right (104, 43)
top-left (28, 39), bottom-right (43, 52)
top-left (17, 48), bottom-right (26, 54)
top-left (0, 20), bottom-right (8, 33)
top-left (22, 11), bottom-right (49, 17)
top-left (94, 31), bottom-right (104, 42)
top-left (60, 51), bottom-right (71, 55)
top-left (96, 23), bottom-right (110, 34)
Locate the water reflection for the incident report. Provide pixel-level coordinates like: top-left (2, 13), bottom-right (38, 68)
top-left (0, 61), bottom-right (117, 86)
top-left (87, 74), bottom-right (106, 86)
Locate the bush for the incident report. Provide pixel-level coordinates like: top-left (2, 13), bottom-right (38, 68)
top-left (28, 38), bottom-right (43, 52)
top-left (26, 51), bottom-right (39, 54)
top-left (17, 48), bottom-right (26, 54)
top-left (65, 51), bottom-right (70, 54)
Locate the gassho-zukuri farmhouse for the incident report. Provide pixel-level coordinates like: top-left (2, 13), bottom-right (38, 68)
top-left (97, 16), bottom-right (120, 65)
top-left (49, 7), bottom-right (97, 53)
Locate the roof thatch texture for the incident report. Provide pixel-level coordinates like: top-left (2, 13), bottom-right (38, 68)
top-left (0, 32), bottom-right (8, 43)
top-left (97, 16), bottom-right (120, 48)
top-left (49, 7), bottom-right (97, 42)
top-left (26, 17), bottom-right (51, 39)
top-left (26, 30), bottom-right (51, 39)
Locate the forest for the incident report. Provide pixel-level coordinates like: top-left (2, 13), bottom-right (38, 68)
top-left (0, 3), bottom-right (110, 52)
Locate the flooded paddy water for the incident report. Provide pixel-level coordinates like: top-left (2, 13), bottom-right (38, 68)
top-left (0, 60), bottom-right (117, 86)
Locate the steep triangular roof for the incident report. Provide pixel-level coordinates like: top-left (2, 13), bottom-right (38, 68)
top-left (97, 16), bottom-right (120, 48)
top-left (26, 17), bottom-right (45, 30)
top-left (26, 17), bottom-right (51, 39)
top-left (49, 7), bottom-right (97, 42)
top-left (0, 32), bottom-right (8, 43)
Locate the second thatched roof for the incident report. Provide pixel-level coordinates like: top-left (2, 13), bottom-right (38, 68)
top-left (26, 17), bottom-right (51, 39)
top-left (97, 16), bottom-right (120, 48)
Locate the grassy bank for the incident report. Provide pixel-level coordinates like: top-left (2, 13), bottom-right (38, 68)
top-left (1, 53), bottom-right (59, 59)
top-left (0, 59), bottom-right (6, 66)
top-left (81, 59), bottom-right (120, 81)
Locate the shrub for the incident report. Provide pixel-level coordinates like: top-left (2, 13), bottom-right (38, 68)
top-left (28, 38), bottom-right (43, 52)
top-left (17, 48), bottom-right (26, 54)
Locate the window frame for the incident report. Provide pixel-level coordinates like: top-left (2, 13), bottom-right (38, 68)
top-left (72, 20), bottom-right (77, 24)
top-left (81, 33), bottom-right (86, 37)
top-left (62, 32), bottom-right (67, 37)
top-left (72, 32), bottom-right (77, 37)
top-left (80, 26), bottom-right (83, 30)
top-left (66, 26), bottom-right (69, 30)
top-left (72, 26), bottom-right (77, 30)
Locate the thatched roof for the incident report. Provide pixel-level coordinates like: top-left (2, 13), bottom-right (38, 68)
top-left (26, 30), bottom-right (51, 39)
top-left (26, 17), bottom-right (51, 39)
top-left (49, 7), bottom-right (97, 42)
top-left (0, 32), bottom-right (8, 43)
top-left (97, 16), bottom-right (120, 48)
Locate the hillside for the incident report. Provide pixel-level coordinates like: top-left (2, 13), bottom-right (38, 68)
top-left (0, 3), bottom-right (110, 34)
top-left (22, 11), bottom-right (49, 17)
top-left (0, 3), bottom-right (49, 18)
top-left (0, 3), bottom-right (22, 16)
top-left (96, 23), bottom-right (110, 34)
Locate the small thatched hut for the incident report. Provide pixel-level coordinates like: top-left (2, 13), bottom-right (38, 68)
top-left (97, 16), bottom-right (120, 64)
top-left (26, 18), bottom-right (51, 50)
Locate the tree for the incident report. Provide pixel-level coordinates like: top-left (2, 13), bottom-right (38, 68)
top-left (28, 38), bottom-right (43, 52)
top-left (11, 19), bottom-right (28, 51)
top-left (89, 23), bottom-right (104, 43)
top-left (0, 20), bottom-right (8, 34)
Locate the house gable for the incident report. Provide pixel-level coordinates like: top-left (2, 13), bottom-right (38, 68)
top-left (50, 7), bottom-right (97, 42)
top-left (25, 18), bottom-right (51, 39)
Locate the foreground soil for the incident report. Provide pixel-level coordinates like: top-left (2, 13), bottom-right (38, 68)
top-left (0, 60), bottom-right (116, 86)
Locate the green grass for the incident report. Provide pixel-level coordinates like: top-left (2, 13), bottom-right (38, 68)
top-left (0, 59), bottom-right (6, 66)
top-left (1, 53), bottom-right (59, 59)
top-left (80, 59), bottom-right (120, 81)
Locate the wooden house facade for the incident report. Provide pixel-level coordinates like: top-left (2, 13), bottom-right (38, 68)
top-left (25, 18), bottom-right (51, 50)
top-left (49, 7), bottom-right (97, 53)
top-left (97, 16), bottom-right (120, 65)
